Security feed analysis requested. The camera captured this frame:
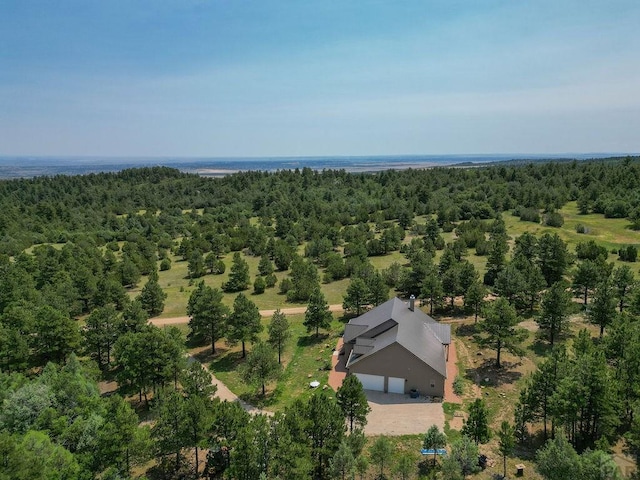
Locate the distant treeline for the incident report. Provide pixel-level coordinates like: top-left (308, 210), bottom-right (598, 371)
top-left (0, 157), bottom-right (639, 255)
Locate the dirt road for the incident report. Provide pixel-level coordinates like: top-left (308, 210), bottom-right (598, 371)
top-left (150, 304), bottom-right (344, 326)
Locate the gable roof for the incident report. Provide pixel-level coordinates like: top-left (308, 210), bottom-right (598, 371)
top-left (344, 297), bottom-right (451, 377)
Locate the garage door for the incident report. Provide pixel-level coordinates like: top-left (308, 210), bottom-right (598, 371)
top-left (354, 373), bottom-right (384, 392)
top-left (388, 377), bottom-right (405, 394)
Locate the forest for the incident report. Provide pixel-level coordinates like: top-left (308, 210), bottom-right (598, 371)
top-left (1, 156), bottom-right (640, 480)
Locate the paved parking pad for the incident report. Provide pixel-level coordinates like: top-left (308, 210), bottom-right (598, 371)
top-left (364, 390), bottom-right (445, 436)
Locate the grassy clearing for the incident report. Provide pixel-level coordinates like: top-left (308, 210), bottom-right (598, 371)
top-left (207, 313), bottom-right (345, 410)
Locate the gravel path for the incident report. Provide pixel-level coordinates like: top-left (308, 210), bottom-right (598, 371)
top-left (150, 304), bottom-right (344, 326)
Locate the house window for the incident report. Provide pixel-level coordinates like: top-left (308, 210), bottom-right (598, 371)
top-left (430, 380), bottom-right (435, 388)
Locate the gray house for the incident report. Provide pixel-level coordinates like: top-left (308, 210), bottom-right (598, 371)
top-left (343, 296), bottom-right (451, 397)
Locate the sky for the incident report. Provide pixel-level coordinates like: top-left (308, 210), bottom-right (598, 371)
top-left (1, 0), bottom-right (639, 157)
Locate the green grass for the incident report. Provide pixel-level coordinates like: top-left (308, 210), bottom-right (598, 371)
top-left (503, 201), bottom-right (639, 265)
top-left (208, 313), bottom-right (345, 410)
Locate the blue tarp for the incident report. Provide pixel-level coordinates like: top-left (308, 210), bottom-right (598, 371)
top-left (420, 449), bottom-right (447, 456)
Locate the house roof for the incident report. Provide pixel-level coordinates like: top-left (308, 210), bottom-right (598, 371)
top-left (344, 297), bottom-right (451, 377)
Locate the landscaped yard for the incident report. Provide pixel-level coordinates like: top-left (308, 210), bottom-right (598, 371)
top-left (204, 313), bottom-right (346, 410)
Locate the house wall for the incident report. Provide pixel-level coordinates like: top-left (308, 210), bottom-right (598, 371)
top-left (347, 343), bottom-right (445, 397)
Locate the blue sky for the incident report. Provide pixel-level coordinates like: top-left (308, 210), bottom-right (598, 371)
top-left (1, 0), bottom-right (639, 157)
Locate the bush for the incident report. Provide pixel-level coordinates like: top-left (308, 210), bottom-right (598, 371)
top-left (453, 376), bottom-right (465, 396)
top-left (253, 276), bottom-right (266, 294)
top-left (519, 207), bottom-right (541, 223)
top-left (619, 245), bottom-right (638, 262)
top-left (544, 211), bottom-right (564, 227)
top-left (575, 223), bottom-right (587, 234)
top-left (159, 258), bottom-right (171, 271)
top-left (475, 239), bottom-right (489, 256)
top-left (279, 278), bottom-right (292, 294)
top-left (265, 273), bottom-right (277, 288)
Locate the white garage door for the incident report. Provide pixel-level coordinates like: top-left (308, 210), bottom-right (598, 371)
top-left (388, 377), bottom-right (405, 394)
top-left (354, 373), bottom-right (384, 392)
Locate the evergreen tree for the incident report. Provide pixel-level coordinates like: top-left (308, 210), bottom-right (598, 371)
top-left (187, 249), bottom-right (205, 279)
top-left (589, 279), bottom-right (617, 337)
top-left (369, 435), bottom-right (393, 479)
top-left (241, 341), bottom-right (281, 396)
top-left (228, 293), bottom-right (263, 357)
top-left (83, 305), bottom-right (120, 369)
top-left (187, 281), bottom-right (229, 354)
top-left (421, 270), bottom-right (443, 315)
top-left (612, 265), bottom-right (634, 311)
top-left (538, 281), bottom-right (572, 345)
top-left (223, 252), bottom-right (250, 292)
top-left (537, 233), bottom-right (571, 286)
top-left (329, 440), bottom-right (355, 480)
top-left (304, 288), bottom-right (333, 337)
top-left (336, 375), bottom-right (371, 433)
top-left (497, 421), bottom-right (515, 479)
top-left (137, 272), bottom-right (166, 317)
top-left (366, 271), bottom-right (389, 307)
top-left (461, 398), bottom-right (491, 444)
top-left (343, 277), bottom-right (369, 316)
top-left (480, 298), bottom-right (526, 368)
top-left (422, 424), bottom-right (447, 466)
top-left (464, 280), bottom-right (486, 322)
top-left (257, 254), bottom-right (274, 276)
top-left (572, 259), bottom-right (601, 305)
top-left (483, 217), bottom-right (509, 286)
top-left (33, 305), bottom-right (81, 365)
top-left (536, 435), bottom-right (580, 480)
top-left (395, 453), bottom-right (413, 480)
top-left (287, 255), bottom-right (320, 301)
top-left (267, 309), bottom-right (290, 364)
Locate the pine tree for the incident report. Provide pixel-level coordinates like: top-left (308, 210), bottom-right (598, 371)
top-left (138, 272), bottom-right (167, 317)
top-left (241, 341), bottom-right (281, 395)
top-left (228, 293), bottom-right (262, 357)
top-left (461, 399), bottom-right (491, 444)
top-left (498, 421), bottom-right (515, 479)
top-left (480, 298), bottom-right (526, 368)
top-left (336, 375), bottom-right (371, 433)
top-left (538, 281), bottom-right (572, 345)
top-left (187, 281), bottom-right (229, 354)
top-left (267, 309), bottom-right (290, 364)
top-left (304, 288), bottom-right (332, 337)
top-left (223, 252), bottom-right (250, 292)
top-left (422, 424), bottom-right (447, 466)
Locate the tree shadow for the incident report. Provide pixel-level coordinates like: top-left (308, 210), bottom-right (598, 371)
top-left (465, 359), bottom-right (523, 387)
top-left (297, 333), bottom-right (330, 347)
top-left (209, 350), bottom-right (244, 373)
top-left (417, 459), bottom-right (439, 477)
top-left (456, 323), bottom-right (478, 337)
top-left (239, 388), bottom-right (280, 408)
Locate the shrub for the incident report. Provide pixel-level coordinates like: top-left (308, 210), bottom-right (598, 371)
top-left (475, 239), bottom-right (489, 256)
top-left (453, 376), bottom-right (465, 396)
top-left (253, 276), bottom-right (266, 294)
top-left (159, 258), bottom-right (171, 271)
top-left (519, 207), bottom-right (541, 223)
top-left (265, 273), bottom-right (277, 288)
top-left (619, 245), bottom-right (638, 262)
top-left (279, 278), bottom-right (292, 294)
top-left (544, 212), bottom-right (564, 227)
top-left (575, 223), bottom-right (587, 234)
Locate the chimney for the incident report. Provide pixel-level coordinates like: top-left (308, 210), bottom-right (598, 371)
top-left (409, 295), bottom-right (415, 311)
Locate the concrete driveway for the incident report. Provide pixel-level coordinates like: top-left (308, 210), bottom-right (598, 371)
top-left (364, 390), bottom-right (445, 436)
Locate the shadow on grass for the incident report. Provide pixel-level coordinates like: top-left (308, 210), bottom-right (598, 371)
top-left (209, 350), bottom-right (245, 373)
top-left (527, 330), bottom-right (572, 357)
top-left (465, 359), bottom-right (523, 387)
top-left (239, 388), bottom-right (280, 408)
top-left (456, 323), bottom-right (478, 337)
top-left (297, 333), bottom-right (330, 347)
top-left (418, 459), bottom-right (439, 478)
